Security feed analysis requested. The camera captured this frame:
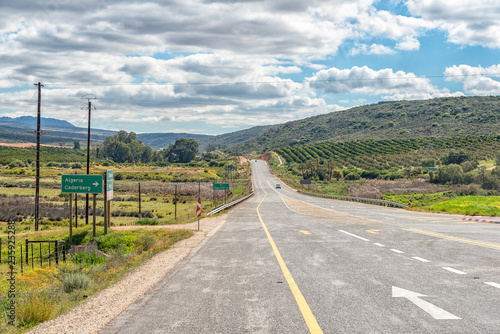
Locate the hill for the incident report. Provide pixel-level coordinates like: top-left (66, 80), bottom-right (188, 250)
top-left (226, 96), bottom-right (500, 154)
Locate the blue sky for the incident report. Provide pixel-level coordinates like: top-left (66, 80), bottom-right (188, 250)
top-left (1, 0), bottom-right (500, 135)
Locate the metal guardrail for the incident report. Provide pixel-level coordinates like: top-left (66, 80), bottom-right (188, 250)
top-left (206, 192), bottom-right (255, 215)
top-left (297, 190), bottom-right (408, 208)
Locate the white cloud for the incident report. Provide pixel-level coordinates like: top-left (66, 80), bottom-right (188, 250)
top-left (350, 43), bottom-right (396, 56)
top-left (307, 66), bottom-right (460, 100)
top-left (406, 0), bottom-right (500, 48)
top-left (445, 64), bottom-right (500, 95)
top-left (396, 36), bottom-right (420, 51)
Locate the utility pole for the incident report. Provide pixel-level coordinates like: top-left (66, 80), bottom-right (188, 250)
top-left (81, 95), bottom-right (96, 225)
top-left (34, 82), bottom-right (43, 231)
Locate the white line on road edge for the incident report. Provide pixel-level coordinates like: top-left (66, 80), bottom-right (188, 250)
top-left (442, 267), bottom-right (467, 275)
top-left (412, 257), bottom-right (430, 263)
top-left (390, 249), bottom-right (405, 254)
top-left (374, 243), bottom-right (385, 247)
top-left (339, 230), bottom-right (369, 241)
top-left (485, 282), bottom-right (500, 289)
top-left (392, 286), bottom-right (460, 320)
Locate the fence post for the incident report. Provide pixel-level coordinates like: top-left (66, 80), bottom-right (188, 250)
top-left (20, 244), bottom-right (23, 274)
top-left (25, 239), bottom-right (28, 265)
top-left (31, 243), bottom-right (34, 269)
top-left (55, 242), bottom-right (59, 265)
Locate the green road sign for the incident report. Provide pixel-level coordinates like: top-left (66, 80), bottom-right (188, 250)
top-left (213, 183), bottom-right (229, 190)
top-left (61, 175), bottom-right (103, 194)
top-left (106, 170), bottom-right (114, 199)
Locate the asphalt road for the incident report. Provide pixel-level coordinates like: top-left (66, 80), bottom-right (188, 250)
top-left (101, 161), bottom-right (500, 333)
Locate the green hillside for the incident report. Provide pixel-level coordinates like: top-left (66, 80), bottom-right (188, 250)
top-left (227, 96), bottom-right (500, 154)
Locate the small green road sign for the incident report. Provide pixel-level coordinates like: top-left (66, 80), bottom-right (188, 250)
top-left (213, 183), bottom-right (230, 190)
top-left (61, 175), bottom-right (103, 194)
top-left (106, 170), bottom-right (114, 200)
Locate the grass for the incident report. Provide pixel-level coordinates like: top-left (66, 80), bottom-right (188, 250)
top-left (428, 196), bottom-right (500, 216)
top-left (0, 226), bottom-right (194, 331)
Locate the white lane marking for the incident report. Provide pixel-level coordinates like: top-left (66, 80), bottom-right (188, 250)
top-left (442, 267), bottom-right (467, 275)
top-left (392, 286), bottom-right (460, 320)
top-left (339, 230), bottom-right (369, 241)
top-left (390, 249), bottom-right (405, 254)
top-left (374, 243), bottom-right (385, 247)
top-left (485, 282), bottom-right (500, 289)
top-left (412, 257), bottom-right (430, 263)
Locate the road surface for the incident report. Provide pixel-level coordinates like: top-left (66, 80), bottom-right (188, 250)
top-left (101, 160), bottom-right (500, 333)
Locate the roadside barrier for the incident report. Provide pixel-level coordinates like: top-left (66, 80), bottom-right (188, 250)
top-left (462, 217), bottom-right (500, 224)
top-left (207, 192), bottom-right (254, 216)
top-left (297, 190), bottom-right (408, 209)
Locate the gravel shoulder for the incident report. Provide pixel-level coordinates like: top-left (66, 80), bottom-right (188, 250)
top-left (27, 214), bottom-right (229, 334)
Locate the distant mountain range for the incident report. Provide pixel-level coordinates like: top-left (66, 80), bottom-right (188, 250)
top-left (0, 116), bottom-right (275, 152)
top-left (3, 96), bottom-right (499, 155)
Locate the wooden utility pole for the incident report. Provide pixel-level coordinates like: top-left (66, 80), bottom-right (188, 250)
top-left (34, 82), bottom-right (43, 231)
top-left (138, 182), bottom-right (141, 216)
top-left (82, 96), bottom-right (96, 225)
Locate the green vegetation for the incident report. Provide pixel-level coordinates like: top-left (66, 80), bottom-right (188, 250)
top-left (0, 226), bottom-right (193, 330)
top-left (228, 96), bottom-right (500, 154)
top-left (428, 196), bottom-right (500, 216)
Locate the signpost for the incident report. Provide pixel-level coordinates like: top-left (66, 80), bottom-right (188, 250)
top-left (61, 174), bottom-right (103, 245)
top-left (213, 183), bottom-right (230, 205)
top-left (196, 200), bottom-right (201, 231)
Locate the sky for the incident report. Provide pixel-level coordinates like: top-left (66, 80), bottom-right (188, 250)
top-left (1, 0), bottom-right (500, 135)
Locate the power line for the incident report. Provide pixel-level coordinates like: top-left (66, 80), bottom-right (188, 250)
top-left (41, 72), bottom-right (500, 88)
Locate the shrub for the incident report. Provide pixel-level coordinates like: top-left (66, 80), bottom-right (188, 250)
top-left (16, 291), bottom-right (56, 326)
top-left (134, 234), bottom-right (156, 252)
top-left (114, 172), bottom-right (124, 180)
top-left (344, 172), bottom-right (361, 181)
top-left (135, 218), bottom-right (160, 225)
top-left (71, 163), bottom-right (82, 169)
top-left (62, 272), bottom-right (92, 293)
top-left (71, 249), bottom-right (107, 265)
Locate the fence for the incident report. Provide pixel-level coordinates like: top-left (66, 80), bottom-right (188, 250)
top-left (297, 190), bottom-right (408, 208)
top-left (24, 239), bottom-right (66, 270)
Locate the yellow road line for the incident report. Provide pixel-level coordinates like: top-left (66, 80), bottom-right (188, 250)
top-left (406, 228), bottom-right (500, 250)
top-left (257, 183), bottom-right (323, 334)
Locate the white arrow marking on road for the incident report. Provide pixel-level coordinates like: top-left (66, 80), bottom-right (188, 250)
top-left (392, 286), bottom-right (460, 320)
top-left (93, 181), bottom-right (99, 187)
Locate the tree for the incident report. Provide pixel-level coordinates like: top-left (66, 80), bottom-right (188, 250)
top-left (167, 138), bottom-right (199, 163)
top-left (332, 168), bottom-right (343, 181)
top-left (73, 141), bottom-right (81, 150)
top-left (441, 150), bottom-right (471, 165)
top-left (101, 130), bottom-right (154, 163)
top-left (436, 164), bottom-right (463, 184)
top-left (495, 150), bottom-right (500, 166)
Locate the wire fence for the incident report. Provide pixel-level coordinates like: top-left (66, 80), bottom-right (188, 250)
top-left (0, 238), bottom-right (66, 274)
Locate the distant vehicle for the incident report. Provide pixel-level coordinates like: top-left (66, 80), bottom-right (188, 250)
top-left (275, 183), bottom-right (281, 189)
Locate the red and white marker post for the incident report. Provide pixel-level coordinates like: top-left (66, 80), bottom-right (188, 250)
top-left (196, 200), bottom-right (202, 231)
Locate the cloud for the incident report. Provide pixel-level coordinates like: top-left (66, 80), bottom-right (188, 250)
top-left (445, 64), bottom-right (500, 95)
top-left (406, 0), bottom-right (500, 48)
top-left (350, 43), bottom-right (396, 56)
top-left (306, 66), bottom-right (460, 100)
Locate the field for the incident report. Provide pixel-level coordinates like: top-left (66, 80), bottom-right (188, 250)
top-left (0, 147), bottom-right (252, 331)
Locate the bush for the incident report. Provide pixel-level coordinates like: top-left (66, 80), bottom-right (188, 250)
top-left (344, 172), bottom-right (361, 181)
top-left (135, 218), bottom-right (161, 225)
top-left (62, 272), bottom-right (92, 293)
top-left (71, 163), bottom-right (82, 169)
top-left (134, 234), bottom-right (156, 252)
top-left (16, 291), bottom-right (56, 326)
top-left (71, 249), bottom-right (107, 265)
top-left (8, 159), bottom-right (25, 168)
top-left (114, 172), bottom-right (124, 180)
